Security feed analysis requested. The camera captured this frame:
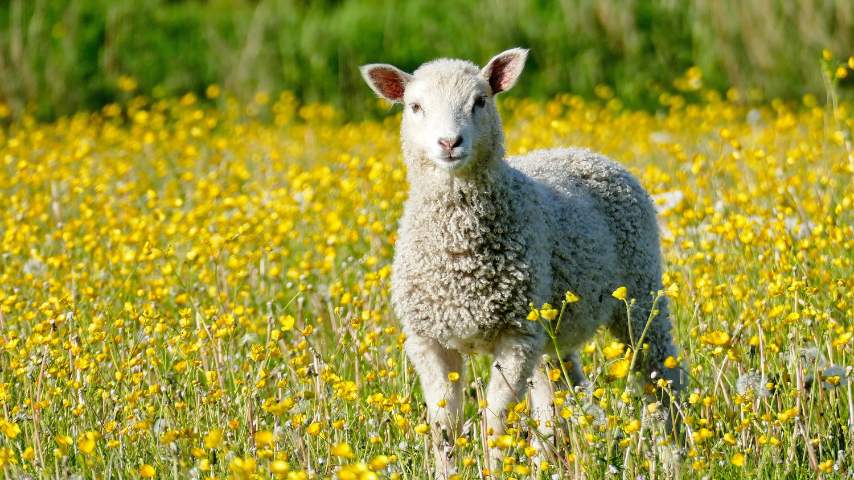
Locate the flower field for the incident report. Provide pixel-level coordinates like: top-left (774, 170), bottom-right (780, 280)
top-left (2, 60), bottom-right (854, 479)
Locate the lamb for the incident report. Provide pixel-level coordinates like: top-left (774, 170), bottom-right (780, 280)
top-left (360, 48), bottom-right (684, 477)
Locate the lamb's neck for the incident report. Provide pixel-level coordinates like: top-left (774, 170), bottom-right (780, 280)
top-left (408, 160), bottom-right (516, 212)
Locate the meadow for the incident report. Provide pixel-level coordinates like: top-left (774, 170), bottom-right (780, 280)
top-left (1, 56), bottom-right (854, 480)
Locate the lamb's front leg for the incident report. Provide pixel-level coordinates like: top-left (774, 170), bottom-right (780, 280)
top-left (484, 333), bottom-right (543, 475)
top-left (528, 351), bottom-right (588, 471)
top-left (404, 333), bottom-right (464, 480)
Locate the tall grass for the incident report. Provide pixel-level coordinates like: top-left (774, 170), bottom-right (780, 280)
top-left (0, 0), bottom-right (852, 120)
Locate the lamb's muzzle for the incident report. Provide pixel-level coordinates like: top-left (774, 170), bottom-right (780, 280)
top-left (438, 136), bottom-right (463, 158)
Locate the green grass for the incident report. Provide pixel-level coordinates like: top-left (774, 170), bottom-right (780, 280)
top-left (0, 0), bottom-right (852, 120)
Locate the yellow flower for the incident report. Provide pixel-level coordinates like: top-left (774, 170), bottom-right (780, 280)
top-left (665, 283), bottom-right (679, 296)
top-left (0, 448), bottom-right (15, 467)
top-left (228, 457), bottom-right (257, 480)
top-left (664, 356), bottom-right (678, 368)
top-left (610, 360), bottom-right (630, 378)
top-left (206, 84), bottom-right (221, 99)
top-left (526, 309), bottom-right (540, 321)
top-left (270, 460), bottom-right (290, 474)
top-left (448, 372), bottom-right (460, 382)
top-left (722, 433), bottom-right (737, 446)
top-left (493, 434), bottom-right (513, 449)
top-left (78, 431), bottom-right (100, 454)
top-left (731, 453), bottom-right (745, 467)
top-left (306, 423), bottom-right (321, 436)
top-left (254, 430), bottom-right (274, 447)
top-left (280, 315), bottom-right (296, 331)
top-left (160, 430), bottom-right (178, 444)
top-left (394, 414), bottom-right (409, 428)
top-left (0, 421), bottom-right (20, 438)
top-left (332, 442), bottom-right (355, 458)
top-left (540, 304), bottom-right (559, 321)
top-left (337, 463), bottom-right (373, 480)
top-left (833, 331), bottom-right (853, 347)
top-left (565, 291), bottom-right (579, 303)
top-left (139, 464), bottom-right (155, 478)
top-left (370, 455), bottom-right (390, 470)
top-left (117, 75), bottom-right (138, 91)
top-left (204, 429), bottom-right (222, 449)
top-left (414, 424), bottom-right (430, 435)
top-left (548, 369), bottom-right (562, 382)
top-left (602, 341), bottom-right (626, 358)
top-left (699, 331), bottom-right (730, 346)
top-left (612, 287), bottom-right (627, 300)
top-left (777, 407), bottom-right (798, 422)
top-left (624, 420), bottom-right (641, 434)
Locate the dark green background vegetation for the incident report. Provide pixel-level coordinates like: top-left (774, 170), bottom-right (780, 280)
top-left (1, 0), bottom-right (852, 119)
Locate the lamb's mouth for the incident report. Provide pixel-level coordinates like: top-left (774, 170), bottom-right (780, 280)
top-left (438, 153), bottom-right (470, 167)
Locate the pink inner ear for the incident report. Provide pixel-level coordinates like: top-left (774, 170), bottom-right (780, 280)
top-left (486, 55), bottom-right (523, 94)
top-left (370, 69), bottom-right (406, 102)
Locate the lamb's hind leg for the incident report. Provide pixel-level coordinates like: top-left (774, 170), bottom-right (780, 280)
top-left (405, 333), bottom-right (464, 480)
top-left (609, 292), bottom-right (685, 437)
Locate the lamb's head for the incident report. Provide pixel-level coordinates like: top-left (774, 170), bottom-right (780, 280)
top-left (360, 48), bottom-right (528, 175)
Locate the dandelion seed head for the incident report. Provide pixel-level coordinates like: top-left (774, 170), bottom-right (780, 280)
top-left (736, 372), bottom-right (771, 398)
top-left (785, 346), bottom-right (826, 370)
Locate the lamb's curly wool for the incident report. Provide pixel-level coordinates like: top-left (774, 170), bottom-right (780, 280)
top-left (361, 48), bottom-right (683, 478)
top-left (507, 147), bottom-right (678, 376)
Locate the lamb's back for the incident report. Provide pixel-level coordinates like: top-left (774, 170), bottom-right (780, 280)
top-left (507, 147), bottom-right (652, 218)
top-left (507, 147), bottom-right (663, 300)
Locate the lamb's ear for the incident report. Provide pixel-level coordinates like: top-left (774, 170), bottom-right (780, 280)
top-left (360, 64), bottom-right (412, 104)
top-left (480, 48), bottom-right (529, 95)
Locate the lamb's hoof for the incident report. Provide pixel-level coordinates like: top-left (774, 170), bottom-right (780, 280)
top-left (487, 447), bottom-right (505, 477)
top-left (434, 442), bottom-right (457, 480)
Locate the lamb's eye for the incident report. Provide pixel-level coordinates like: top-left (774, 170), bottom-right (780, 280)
top-left (410, 103), bottom-right (421, 113)
top-left (473, 96), bottom-right (486, 111)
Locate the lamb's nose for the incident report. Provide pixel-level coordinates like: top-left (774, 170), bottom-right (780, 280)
top-left (438, 136), bottom-right (463, 155)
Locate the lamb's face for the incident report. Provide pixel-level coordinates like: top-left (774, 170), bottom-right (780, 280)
top-left (360, 49), bottom-right (529, 174)
top-left (401, 63), bottom-right (492, 171)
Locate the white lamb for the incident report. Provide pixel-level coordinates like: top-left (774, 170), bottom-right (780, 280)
top-left (361, 48), bottom-right (684, 477)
